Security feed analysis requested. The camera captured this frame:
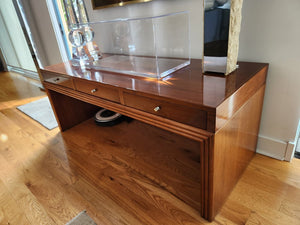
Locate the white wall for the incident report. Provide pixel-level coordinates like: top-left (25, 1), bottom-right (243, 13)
top-left (27, 0), bottom-right (300, 160)
top-left (238, 0), bottom-right (300, 160)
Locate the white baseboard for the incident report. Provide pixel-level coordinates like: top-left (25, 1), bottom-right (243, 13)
top-left (256, 135), bottom-right (288, 161)
top-left (7, 65), bottom-right (39, 80)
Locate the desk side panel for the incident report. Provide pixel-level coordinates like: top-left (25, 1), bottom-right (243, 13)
top-left (210, 84), bottom-right (266, 220)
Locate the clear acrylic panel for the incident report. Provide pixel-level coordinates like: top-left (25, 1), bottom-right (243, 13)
top-left (72, 11), bottom-right (190, 78)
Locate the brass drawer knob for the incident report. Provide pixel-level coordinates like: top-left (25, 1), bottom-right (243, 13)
top-left (154, 106), bottom-right (161, 112)
top-left (91, 88), bottom-right (97, 93)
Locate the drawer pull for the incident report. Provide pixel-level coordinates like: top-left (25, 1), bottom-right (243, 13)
top-left (91, 88), bottom-right (97, 93)
top-left (154, 106), bottom-right (161, 112)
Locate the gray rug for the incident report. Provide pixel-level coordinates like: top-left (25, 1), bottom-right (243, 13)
top-left (66, 211), bottom-right (97, 225)
top-left (17, 97), bottom-right (58, 130)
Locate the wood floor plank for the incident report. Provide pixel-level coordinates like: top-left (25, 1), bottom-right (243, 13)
top-left (249, 154), bottom-right (300, 189)
top-left (0, 72), bottom-right (43, 101)
top-left (227, 170), bottom-right (300, 224)
top-left (214, 199), bottom-right (251, 225)
top-left (0, 72), bottom-right (44, 111)
top-left (239, 163), bottom-right (300, 206)
top-left (0, 178), bottom-right (31, 225)
top-left (245, 212), bottom-right (276, 225)
top-left (278, 199), bottom-right (300, 221)
top-left (0, 153), bottom-right (56, 225)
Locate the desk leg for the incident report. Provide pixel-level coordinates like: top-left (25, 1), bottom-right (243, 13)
top-left (46, 89), bottom-right (99, 131)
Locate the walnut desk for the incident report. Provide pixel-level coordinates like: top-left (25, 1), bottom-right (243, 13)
top-left (41, 59), bottom-right (268, 221)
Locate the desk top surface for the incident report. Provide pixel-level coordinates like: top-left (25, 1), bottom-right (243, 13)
top-left (43, 59), bottom-right (268, 109)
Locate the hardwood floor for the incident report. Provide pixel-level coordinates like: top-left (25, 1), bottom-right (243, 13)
top-left (0, 71), bottom-right (300, 225)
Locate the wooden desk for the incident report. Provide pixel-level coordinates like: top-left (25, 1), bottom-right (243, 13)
top-left (41, 59), bottom-right (268, 221)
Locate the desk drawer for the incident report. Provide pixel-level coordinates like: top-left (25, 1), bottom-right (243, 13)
top-left (42, 71), bottom-right (74, 89)
top-left (124, 92), bottom-right (207, 129)
top-left (74, 79), bottom-right (120, 103)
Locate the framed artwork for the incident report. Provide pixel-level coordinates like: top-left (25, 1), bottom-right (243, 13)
top-left (92, 0), bottom-right (152, 10)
